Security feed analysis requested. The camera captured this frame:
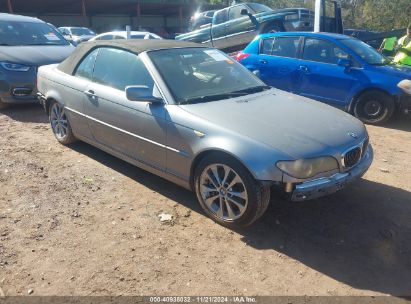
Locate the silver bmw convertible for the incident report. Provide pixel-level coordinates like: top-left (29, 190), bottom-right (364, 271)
top-left (37, 40), bottom-right (373, 227)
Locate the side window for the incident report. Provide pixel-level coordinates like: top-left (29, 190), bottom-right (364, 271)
top-left (303, 38), bottom-right (349, 64)
top-left (214, 9), bottom-right (228, 24)
top-left (113, 35), bottom-right (125, 40)
top-left (229, 5), bottom-right (246, 20)
top-left (92, 48), bottom-right (154, 92)
top-left (271, 37), bottom-right (300, 58)
top-left (74, 48), bottom-right (99, 80)
top-left (206, 11), bottom-right (215, 18)
top-left (260, 38), bottom-right (274, 55)
top-left (97, 35), bottom-right (113, 40)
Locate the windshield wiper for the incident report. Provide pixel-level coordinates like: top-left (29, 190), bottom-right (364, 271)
top-left (0, 43), bottom-right (10, 46)
top-left (179, 86), bottom-right (271, 105)
top-left (230, 85), bottom-right (271, 94)
top-left (180, 92), bottom-right (247, 105)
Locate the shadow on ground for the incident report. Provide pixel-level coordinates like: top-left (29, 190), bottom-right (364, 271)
top-left (70, 140), bottom-right (411, 297)
top-left (382, 115), bottom-right (411, 132)
top-left (0, 104), bottom-right (47, 123)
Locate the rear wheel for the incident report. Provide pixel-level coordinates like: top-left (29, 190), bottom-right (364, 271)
top-left (49, 101), bottom-right (76, 145)
top-left (353, 91), bottom-right (395, 125)
top-left (194, 153), bottom-right (271, 228)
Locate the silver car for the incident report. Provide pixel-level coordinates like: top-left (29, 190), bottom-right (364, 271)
top-left (37, 40), bottom-right (373, 227)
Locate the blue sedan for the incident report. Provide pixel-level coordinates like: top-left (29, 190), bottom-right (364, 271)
top-left (237, 32), bottom-right (411, 124)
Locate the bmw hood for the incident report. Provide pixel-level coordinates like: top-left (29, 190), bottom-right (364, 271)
top-left (180, 89), bottom-right (367, 159)
top-left (0, 45), bottom-right (75, 67)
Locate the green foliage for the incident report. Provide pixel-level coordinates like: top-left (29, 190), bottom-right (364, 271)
top-left (196, 0), bottom-right (411, 31)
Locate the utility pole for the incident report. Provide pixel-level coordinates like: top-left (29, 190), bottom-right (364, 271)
top-left (314, 0), bottom-right (321, 32)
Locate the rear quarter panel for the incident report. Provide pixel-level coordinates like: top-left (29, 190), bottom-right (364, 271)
top-left (38, 64), bottom-right (92, 139)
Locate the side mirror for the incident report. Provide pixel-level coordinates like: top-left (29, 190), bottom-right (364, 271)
top-left (241, 8), bottom-right (259, 28)
top-left (398, 79), bottom-right (411, 95)
top-left (338, 58), bottom-right (352, 68)
top-left (125, 85), bottom-right (163, 104)
top-left (240, 9), bottom-right (249, 16)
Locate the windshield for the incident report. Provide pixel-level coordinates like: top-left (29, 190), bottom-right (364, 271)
top-left (0, 21), bottom-right (69, 46)
top-left (70, 27), bottom-right (95, 36)
top-left (248, 3), bottom-right (272, 14)
top-left (340, 38), bottom-right (389, 65)
top-left (148, 48), bottom-right (267, 104)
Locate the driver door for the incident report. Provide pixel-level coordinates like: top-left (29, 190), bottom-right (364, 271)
top-left (84, 47), bottom-right (167, 170)
top-left (297, 37), bottom-right (363, 108)
top-left (225, 5), bottom-right (256, 49)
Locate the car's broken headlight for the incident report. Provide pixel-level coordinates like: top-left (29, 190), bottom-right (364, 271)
top-left (276, 157), bottom-right (339, 179)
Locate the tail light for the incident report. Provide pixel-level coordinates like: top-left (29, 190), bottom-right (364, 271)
top-left (235, 52), bottom-right (251, 62)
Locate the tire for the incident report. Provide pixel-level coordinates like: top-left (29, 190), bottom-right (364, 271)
top-left (353, 91), bottom-right (395, 125)
top-left (194, 153), bottom-right (271, 228)
top-left (49, 101), bottom-right (77, 145)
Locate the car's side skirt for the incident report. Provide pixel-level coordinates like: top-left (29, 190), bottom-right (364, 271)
top-left (73, 132), bottom-right (192, 191)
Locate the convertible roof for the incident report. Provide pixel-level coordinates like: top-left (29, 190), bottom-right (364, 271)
top-left (58, 39), bottom-right (205, 75)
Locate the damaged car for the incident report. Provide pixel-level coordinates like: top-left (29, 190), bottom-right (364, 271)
top-left (37, 40), bottom-right (373, 227)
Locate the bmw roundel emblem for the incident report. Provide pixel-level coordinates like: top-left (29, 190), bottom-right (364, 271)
top-left (348, 132), bottom-right (358, 139)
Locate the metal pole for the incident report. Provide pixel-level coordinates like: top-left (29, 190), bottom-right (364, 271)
top-left (314, 0), bottom-right (321, 32)
top-left (179, 5), bottom-right (183, 33)
top-left (7, 0), bottom-right (13, 14)
top-left (81, 0), bottom-right (88, 27)
top-left (321, 0), bottom-right (326, 32)
top-left (136, 2), bottom-right (141, 30)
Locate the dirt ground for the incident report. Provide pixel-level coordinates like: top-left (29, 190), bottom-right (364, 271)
top-left (0, 104), bottom-right (410, 297)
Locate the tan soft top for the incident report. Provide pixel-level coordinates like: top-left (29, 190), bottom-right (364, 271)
top-left (57, 39), bottom-right (205, 75)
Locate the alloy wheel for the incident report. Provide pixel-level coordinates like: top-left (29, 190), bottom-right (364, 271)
top-left (199, 164), bottom-right (248, 221)
top-left (50, 103), bottom-right (69, 140)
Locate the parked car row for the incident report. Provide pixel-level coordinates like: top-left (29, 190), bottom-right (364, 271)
top-left (0, 13), bottom-right (162, 109)
top-left (58, 26), bottom-right (96, 45)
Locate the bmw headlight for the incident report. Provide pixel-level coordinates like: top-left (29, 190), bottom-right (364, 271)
top-left (276, 157), bottom-right (339, 179)
top-left (0, 62), bottom-right (31, 72)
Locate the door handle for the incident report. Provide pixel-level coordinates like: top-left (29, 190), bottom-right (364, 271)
top-left (259, 59), bottom-right (268, 64)
top-left (298, 65), bottom-right (309, 73)
top-left (84, 90), bottom-right (97, 99)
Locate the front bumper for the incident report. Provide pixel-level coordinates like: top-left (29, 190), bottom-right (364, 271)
top-left (0, 70), bottom-right (38, 105)
top-left (290, 144), bottom-right (373, 201)
top-left (37, 92), bottom-right (46, 108)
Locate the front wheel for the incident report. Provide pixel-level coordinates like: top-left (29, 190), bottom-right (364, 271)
top-left (49, 101), bottom-right (77, 145)
top-left (353, 91), bottom-right (395, 125)
top-left (194, 153), bottom-right (271, 228)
